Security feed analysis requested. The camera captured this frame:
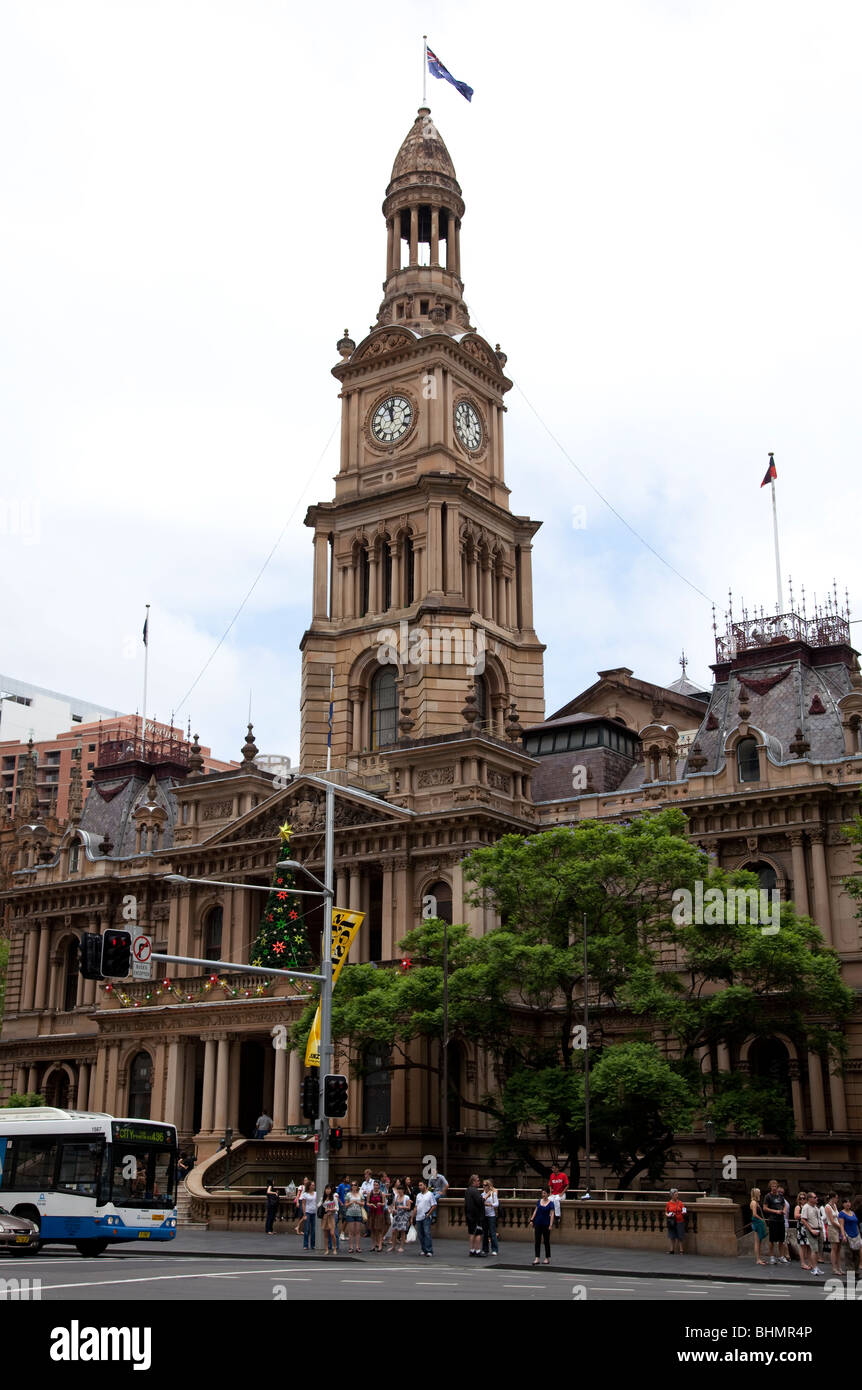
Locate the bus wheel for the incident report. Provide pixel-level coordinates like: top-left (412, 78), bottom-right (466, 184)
top-left (75, 1240), bottom-right (109, 1257)
top-left (11, 1206), bottom-right (42, 1252)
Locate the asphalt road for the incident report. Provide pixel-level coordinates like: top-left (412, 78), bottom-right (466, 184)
top-left (0, 1248), bottom-right (829, 1301)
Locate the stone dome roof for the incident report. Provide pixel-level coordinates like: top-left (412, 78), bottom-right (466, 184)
top-left (389, 107), bottom-right (460, 189)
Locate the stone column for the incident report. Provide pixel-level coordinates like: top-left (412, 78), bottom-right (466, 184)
top-left (386, 217), bottom-right (395, 275)
top-left (272, 1041), bottom-right (287, 1134)
top-left (393, 856), bottom-right (411, 949)
top-left (789, 832), bottom-right (810, 916)
top-left (313, 532), bottom-right (329, 620)
top-left (369, 553), bottom-right (379, 614)
top-left (716, 1042), bottom-right (731, 1071)
top-left (33, 925), bottom-right (50, 1011)
top-left (228, 1038), bottom-right (241, 1130)
top-left (426, 502), bottom-right (443, 593)
top-left (164, 1039), bottom-right (185, 1130)
top-left (105, 1045), bottom-right (120, 1115)
top-left (76, 1062), bottom-right (89, 1109)
top-left (84, 976), bottom-right (97, 1008)
top-left (807, 1051), bottom-right (827, 1131)
top-left (495, 569), bottom-right (506, 624)
top-left (809, 827), bottom-right (833, 946)
top-left (287, 1048), bottom-right (301, 1127)
top-left (828, 1064), bottom-right (848, 1132)
top-left (21, 929), bottom-right (37, 1011)
top-left (15, 1065), bottom-right (27, 1094)
top-left (336, 871), bottom-right (349, 912)
top-left (788, 1059), bottom-right (804, 1134)
top-left (213, 1036), bottom-right (230, 1134)
top-left (340, 563), bottom-right (353, 620)
top-left (430, 207), bottom-right (439, 264)
top-left (445, 502), bottom-right (461, 595)
top-left (381, 862), bottom-right (395, 960)
top-left (349, 870), bottom-right (362, 911)
top-left (88, 1061), bottom-right (100, 1110)
top-left (409, 205), bottom-right (418, 265)
top-left (481, 560), bottom-right (492, 617)
top-left (150, 1042), bottom-right (167, 1123)
top-left (518, 542), bottom-right (535, 630)
top-left (201, 1039), bottom-right (217, 1133)
top-left (26, 1065), bottom-right (38, 1094)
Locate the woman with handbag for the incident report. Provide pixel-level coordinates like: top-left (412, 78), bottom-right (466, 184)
top-left (320, 1184), bottom-right (339, 1255)
top-left (838, 1199), bottom-right (862, 1273)
top-left (343, 1182), bottom-right (366, 1254)
top-left (390, 1181), bottom-right (413, 1255)
top-left (367, 1179), bottom-right (387, 1252)
top-left (749, 1187), bottom-right (768, 1267)
top-left (824, 1193), bottom-right (843, 1276)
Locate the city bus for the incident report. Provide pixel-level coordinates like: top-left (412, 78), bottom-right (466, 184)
top-left (0, 1108), bottom-right (178, 1256)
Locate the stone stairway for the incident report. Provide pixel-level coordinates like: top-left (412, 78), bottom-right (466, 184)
top-left (175, 1181), bottom-right (208, 1230)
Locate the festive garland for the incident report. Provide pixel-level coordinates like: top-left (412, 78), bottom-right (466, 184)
top-left (101, 974), bottom-right (275, 1008)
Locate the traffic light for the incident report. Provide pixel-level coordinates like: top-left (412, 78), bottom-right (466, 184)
top-left (301, 1074), bottom-right (319, 1120)
top-left (79, 933), bottom-right (103, 980)
top-left (323, 1073), bottom-right (348, 1118)
top-left (330, 1126), bottom-right (343, 1152)
top-left (101, 930), bottom-right (132, 980)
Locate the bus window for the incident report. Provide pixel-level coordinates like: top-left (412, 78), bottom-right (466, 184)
top-left (111, 1146), bottom-right (176, 1207)
top-left (6, 1138), bottom-right (57, 1189)
top-left (57, 1141), bottom-right (103, 1198)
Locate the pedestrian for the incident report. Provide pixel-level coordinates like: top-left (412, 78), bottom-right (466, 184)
top-left (465, 1174), bottom-right (486, 1257)
top-left (430, 1168), bottom-right (448, 1224)
top-left (177, 1152), bottom-right (193, 1182)
top-left (763, 1180), bottom-right (789, 1264)
top-left (549, 1163), bottom-right (568, 1220)
top-left (797, 1191), bottom-right (822, 1275)
top-left (367, 1179), bottom-right (387, 1251)
top-left (666, 1188), bottom-right (687, 1256)
top-left (294, 1176), bottom-right (310, 1236)
top-left (254, 1111), bottom-right (273, 1140)
top-left (413, 1178), bottom-right (436, 1257)
top-left (379, 1171), bottom-right (391, 1198)
top-left (390, 1181), bottom-right (413, 1254)
top-left (344, 1182), bottom-right (366, 1254)
top-left (265, 1179), bottom-right (281, 1236)
top-left (750, 1188), bottom-right (768, 1266)
top-left (336, 1174), bottom-right (352, 1244)
top-left (824, 1192), bottom-right (843, 1276)
top-left (301, 1179), bottom-right (317, 1250)
top-left (320, 1184), bottom-right (339, 1254)
top-left (530, 1188), bottom-right (554, 1265)
top-left (778, 1187), bottom-right (791, 1256)
top-left (482, 1179), bottom-right (499, 1256)
top-left (838, 1198), bottom-right (861, 1273)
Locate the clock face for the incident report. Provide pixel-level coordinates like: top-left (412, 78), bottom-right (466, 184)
top-left (371, 395), bottom-right (413, 444)
top-left (454, 400), bottom-right (482, 451)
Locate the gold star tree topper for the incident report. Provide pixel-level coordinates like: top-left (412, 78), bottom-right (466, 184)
top-left (279, 822), bottom-right (293, 844)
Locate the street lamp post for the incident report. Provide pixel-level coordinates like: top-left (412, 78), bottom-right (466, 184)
top-left (442, 920), bottom-right (449, 1187)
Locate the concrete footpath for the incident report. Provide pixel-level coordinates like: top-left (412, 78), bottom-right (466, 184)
top-left (154, 1228), bottom-right (843, 1286)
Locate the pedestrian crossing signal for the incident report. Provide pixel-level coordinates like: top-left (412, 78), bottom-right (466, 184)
top-left (330, 1126), bottom-right (343, 1152)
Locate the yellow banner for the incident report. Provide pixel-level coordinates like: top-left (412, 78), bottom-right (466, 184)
top-left (304, 907), bottom-right (365, 1068)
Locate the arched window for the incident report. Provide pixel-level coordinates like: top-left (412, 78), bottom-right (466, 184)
top-left (742, 861), bottom-right (778, 892)
top-left (425, 880), bottom-right (453, 925)
top-left (362, 1046), bottom-right (391, 1132)
top-left (128, 1052), bottom-right (152, 1120)
top-left (737, 737), bottom-right (760, 782)
top-left (63, 939), bottom-right (79, 1012)
top-left (203, 906), bottom-right (223, 962)
top-left (370, 666), bottom-right (399, 750)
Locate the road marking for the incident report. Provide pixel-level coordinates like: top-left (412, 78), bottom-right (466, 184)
top-left (30, 1268), bottom-right (314, 1292)
top-left (503, 1283), bottom-right (545, 1288)
top-left (340, 1278), bottom-right (382, 1284)
top-left (414, 1281), bottom-right (458, 1286)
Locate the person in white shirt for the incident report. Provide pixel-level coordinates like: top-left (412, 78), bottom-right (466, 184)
top-left (301, 1180), bottom-right (318, 1251)
top-left (482, 1179), bottom-right (500, 1255)
top-left (413, 1179), bottom-right (437, 1257)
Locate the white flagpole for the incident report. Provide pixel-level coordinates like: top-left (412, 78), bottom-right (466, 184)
top-left (141, 604), bottom-right (151, 753)
top-left (769, 455), bottom-right (783, 611)
top-left (423, 35), bottom-right (427, 104)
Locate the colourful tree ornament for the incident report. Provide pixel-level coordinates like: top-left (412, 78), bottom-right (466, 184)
top-left (249, 834), bottom-right (312, 972)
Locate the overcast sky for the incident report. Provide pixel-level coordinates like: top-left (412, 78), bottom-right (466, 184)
top-left (2, 0), bottom-right (860, 763)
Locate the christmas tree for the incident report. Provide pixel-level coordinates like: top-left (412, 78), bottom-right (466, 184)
top-left (249, 823), bottom-right (312, 971)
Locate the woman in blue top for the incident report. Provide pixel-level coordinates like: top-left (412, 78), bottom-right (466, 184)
top-left (529, 1188), bottom-right (555, 1265)
top-left (838, 1199), bottom-right (861, 1273)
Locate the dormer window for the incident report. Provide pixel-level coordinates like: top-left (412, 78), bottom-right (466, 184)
top-left (737, 737), bottom-right (760, 782)
top-left (69, 840), bottom-right (80, 873)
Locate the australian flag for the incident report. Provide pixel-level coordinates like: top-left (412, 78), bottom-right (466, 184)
top-left (427, 46), bottom-right (473, 102)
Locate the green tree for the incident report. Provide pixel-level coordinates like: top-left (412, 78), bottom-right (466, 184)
top-left (4, 1093), bottom-right (46, 1108)
top-left (290, 810), bottom-right (851, 1187)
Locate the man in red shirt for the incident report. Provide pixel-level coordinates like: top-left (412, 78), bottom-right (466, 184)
top-left (549, 1167), bottom-right (568, 1223)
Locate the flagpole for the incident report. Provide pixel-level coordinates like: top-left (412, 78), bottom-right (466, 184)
top-left (141, 604), bottom-right (150, 755)
top-left (769, 455), bottom-right (783, 611)
top-left (423, 35), bottom-right (427, 104)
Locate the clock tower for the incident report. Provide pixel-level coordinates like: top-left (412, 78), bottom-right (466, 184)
top-left (300, 108), bottom-right (545, 770)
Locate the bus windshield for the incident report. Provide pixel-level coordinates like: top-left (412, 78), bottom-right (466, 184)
top-left (109, 1122), bottom-right (176, 1208)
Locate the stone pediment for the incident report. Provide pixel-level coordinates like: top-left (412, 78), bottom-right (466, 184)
top-left (351, 329), bottom-right (416, 363)
top-left (456, 333), bottom-right (504, 375)
top-left (200, 776), bottom-right (414, 848)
